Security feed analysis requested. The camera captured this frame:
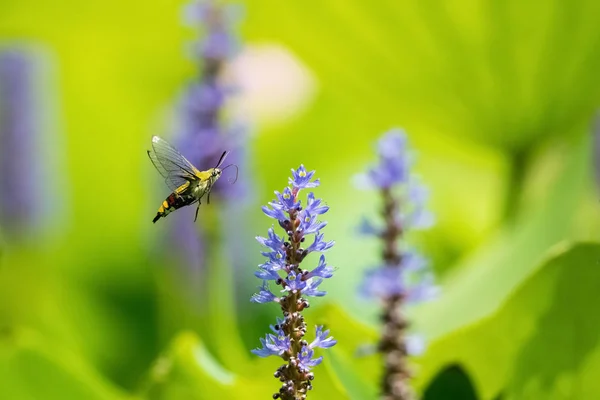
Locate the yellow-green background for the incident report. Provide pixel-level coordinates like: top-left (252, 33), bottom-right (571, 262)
top-left (2, 0), bottom-right (600, 399)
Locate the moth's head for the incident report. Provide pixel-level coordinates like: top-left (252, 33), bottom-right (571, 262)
top-left (212, 168), bottom-right (222, 179)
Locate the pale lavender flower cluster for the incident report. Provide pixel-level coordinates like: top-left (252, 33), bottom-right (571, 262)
top-left (251, 166), bottom-right (336, 399)
top-left (0, 50), bottom-right (37, 240)
top-left (356, 128), bottom-right (437, 399)
top-left (169, 1), bottom-right (248, 275)
top-left (357, 129), bottom-right (436, 302)
top-left (360, 253), bottom-right (436, 302)
top-left (178, 0), bottom-right (246, 199)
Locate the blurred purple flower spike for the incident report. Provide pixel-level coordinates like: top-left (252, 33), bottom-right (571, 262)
top-left (167, 1), bottom-right (250, 276)
top-left (175, 1), bottom-right (248, 200)
top-left (0, 50), bottom-right (38, 240)
top-left (355, 129), bottom-right (437, 400)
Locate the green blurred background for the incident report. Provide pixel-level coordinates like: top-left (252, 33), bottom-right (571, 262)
top-left (1, 0), bottom-right (600, 399)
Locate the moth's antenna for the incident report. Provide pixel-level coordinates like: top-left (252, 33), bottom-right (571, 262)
top-left (215, 151), bottom-right (229, 169)
top-left (222, 163), bottom-right (239, 184)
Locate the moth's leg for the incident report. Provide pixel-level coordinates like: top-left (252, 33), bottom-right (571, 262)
top-left (194, 203), bottom-right (201, 222)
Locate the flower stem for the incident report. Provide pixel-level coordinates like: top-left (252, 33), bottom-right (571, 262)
top-left (379, 188), bottom-right (414, 400)
top-left (276, 205), bottom-right (310, 399)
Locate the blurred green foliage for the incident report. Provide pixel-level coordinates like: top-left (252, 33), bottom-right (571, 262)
top-left (416, 243), bottom-right (600, 399)
top-left (423, 365), bottom-right (478, 400)
top-left (1, 0), bottom-right (600, 399)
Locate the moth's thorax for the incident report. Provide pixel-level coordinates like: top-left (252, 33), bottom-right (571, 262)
top-left (192, 179), bottom-right (210, 193)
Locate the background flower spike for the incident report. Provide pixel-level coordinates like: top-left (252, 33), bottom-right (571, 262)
top-left (355, 129), bottom-right (438, 400)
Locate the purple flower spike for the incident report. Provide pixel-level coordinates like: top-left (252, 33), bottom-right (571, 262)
top-left (0, 50), bottom-right (39, 240)
top-left (175, 1), bottom-right (247, 193)
top-left (166, 1), bottom-right (250, 283)
top-left (251, 166), bottom-right (335, 398)
top-left (355, 129), bottom-right (437, 399)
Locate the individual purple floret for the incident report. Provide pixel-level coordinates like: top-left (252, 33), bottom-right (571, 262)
top-left (251, 166), bottom-right (336, 400)
top-left (297, 347), bottom-right (323, 372)
top-left (250, 281), bottom-right (279, 304)
top-left (356, 129), bottom-right (437, 400)
top-left (289, 165), bottom-right (320, 189)
top-left (305, 255), bottom-right (334, 279)
top-left (309, 326), bottom-right (337, 349)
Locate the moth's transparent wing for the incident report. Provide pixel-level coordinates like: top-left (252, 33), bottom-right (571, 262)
top-left (147, 150), bottom-right (186, 191)
top-left (151, 135), bottom-right (199, 176)
top-left (147, 136), bottom-right (199, 191)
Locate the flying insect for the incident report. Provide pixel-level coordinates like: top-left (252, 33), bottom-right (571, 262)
top-left (147, 135), bottom-right (236, 223)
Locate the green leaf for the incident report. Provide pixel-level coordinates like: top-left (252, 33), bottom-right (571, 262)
top-left (326, 348), bottom-right (378, 400)
top-left (141, 330), bottom-right (351, 400)
top-left (0, 327), bottom-right (133, 400)
top-left (140, 331), bottom-right (252, 399)
top-left (423, 364), bottom-right (479, 400)
top-left (415, 130), bottom-right (591, 340)
top-left (244, 0), bottom-right (600, 151)
top-left (506, 243), bottom-right (600, 399)
top-left (309, 304), bottom-right (381, 400)
top-left (416, 242), bottom-right (600, 399)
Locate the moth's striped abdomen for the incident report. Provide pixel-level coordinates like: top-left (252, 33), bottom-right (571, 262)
top-left (152, 192), bottom-right (189, 223)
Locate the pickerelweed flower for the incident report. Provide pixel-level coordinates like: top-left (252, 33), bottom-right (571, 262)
top-left (252, 166), bottom-right (336, 400)
top-left (356, 129), bottom-right (437, 400)
top-left (0, 50), bottom-right (38, 241)
top-left (178, 0), bottom-right (247, 198)
top-left (167, 0), bottom-right (249, 277)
